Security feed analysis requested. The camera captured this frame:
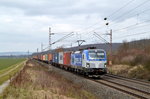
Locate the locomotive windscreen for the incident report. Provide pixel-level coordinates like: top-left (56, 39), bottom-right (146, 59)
top-left (88, 51), bottom-right (105, 59)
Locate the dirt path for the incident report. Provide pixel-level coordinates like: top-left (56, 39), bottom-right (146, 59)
top-left (0, 61), bottom-right (26, 95)
top-left (0, 61), bottom-right (25, 78)
top-left (0, 80), bottom-right (10, 94)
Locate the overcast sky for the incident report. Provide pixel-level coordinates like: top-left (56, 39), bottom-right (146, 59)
top-left (0, 0), bottom-right (150, 52)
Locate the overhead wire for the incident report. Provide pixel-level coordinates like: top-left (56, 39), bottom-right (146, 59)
top-left (78, 0), bottom-right (136, 33)
top-left (88, 0), bottom-right (150, 43)
top-left (80, 0), bottom-right (150, 44)
top-left (52, 32), bottom-right (74, 45)
top-left (93, 32), bottom-right (109, 44)
top-left (52, 32), bottom-right (73, 35)
top-left (93, 8), bottom-right (150, 37)
top-left (42, 32), bottom-right (74, 51)
top-left (114, 30), bottom-right (150, 40)
top-left (76, 0), bottom-right (149, 39)
top-left (92, 0), bottom-right (150, 34)
top-left (82, 0), bottom-right (136, 33)
top-left (112, 0), bottom-right (150, 22)
top-left (44, 0), bottom-right (150, 50)
top-left (113, 19), bottom-right (150, 32)
top-left (107, 0), bottom-right (136, 18)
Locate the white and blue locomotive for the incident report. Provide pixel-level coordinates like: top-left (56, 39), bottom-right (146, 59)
top-left (71, 49), bottom-right (107, 75)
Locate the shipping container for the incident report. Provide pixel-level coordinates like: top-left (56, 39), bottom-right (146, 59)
top-left (52, 53), bottom-right (59, 63)
top-left (45, 54), bottom-right (48, 61)
top-left (71, 53), bottom-right (82, 67)
top-left (71, 54), bottom-right (74, 65)
top-left (59, 52), bottom-right (63, 64)
top-left (37, 55), bottom-right (41, 60)
top-left (48, 54), bottom-right (53, 61)
top-left (52, 53), bottom-right (54, 62)
top-left (33, 56), bottom-right (38, 59)
top-left (40, 55), bottom-right (43, 60)
top-left (63, 52), bottom-right (71, 66)
top-left (43, 55), bottom-right (45, 61)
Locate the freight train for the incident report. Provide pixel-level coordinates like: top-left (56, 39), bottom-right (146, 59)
top-left (33, 48), bottom-right (107, 77)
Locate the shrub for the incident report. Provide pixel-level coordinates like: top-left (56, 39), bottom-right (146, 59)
top-left (143, 57), bottom-right (150, 71)
top-left (130, 55), bottom-right (143, 66)
top-left (121, 55), bottom-right (134, 65)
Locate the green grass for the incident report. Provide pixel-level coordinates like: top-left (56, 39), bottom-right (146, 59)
top-left (0, 62), bottom-right (23, 75)
top-left (0, 58), bottom-right (26, 85)
top-left (0, 58), bottom-right (25, 71)
top-left (0, 61), bottom-right (25, 85)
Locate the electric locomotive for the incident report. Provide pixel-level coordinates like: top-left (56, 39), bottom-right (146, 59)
top-left (71, 49), bottom-right (107, 75)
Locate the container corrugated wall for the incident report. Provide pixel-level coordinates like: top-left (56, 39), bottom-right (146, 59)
top-left (33, 56), bottom-right (38, 59)
top-left (59, 52), bottom-right (63, 64)
top-left (52, 53), bottom-right (59, 63)
top-left (45, 54), bottom-right (48, 61)
top-left (43, 55), bottom-right (45, 61)
top-left (48, 54), bottom-right (53, 61)
top-left (63, 52), bottom-right (71, 66)
top-left (40, 55), bottom-right (43, 60)
top-left (71, 54), bottom-right (74, 65)
top-left (38, 55), bottom-right (41, 60)
top-left (52, 53), bottom-right (55, 62)
top-left (73, 53), bottom-right (82, 67)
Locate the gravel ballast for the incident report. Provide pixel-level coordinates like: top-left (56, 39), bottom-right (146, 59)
top-left (36, 60), bottom-right (138, 99)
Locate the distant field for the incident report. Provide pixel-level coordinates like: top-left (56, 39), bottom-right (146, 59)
top-left (0, 58), bottom-right (26, 85)
top-left (0, 58), bottom-right (25, 71)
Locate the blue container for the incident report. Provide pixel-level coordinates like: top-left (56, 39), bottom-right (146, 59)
top-left (71, 53), bottom-right (82, 67)
top-left (71, 54), bottom-right (74, 65)
top-left (52, 53), bottom-right (59, 63)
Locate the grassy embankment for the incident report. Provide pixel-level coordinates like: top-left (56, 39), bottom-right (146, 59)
top-left (108, 39), bottom-right (150, 81)
top-left (1, 60), bottom-right (97, 99)
top-left (0, 58), bottom-right (26, 85)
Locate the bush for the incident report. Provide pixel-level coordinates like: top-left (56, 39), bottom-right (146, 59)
top-left (128, 65), bottom-right (150, 79)
top-left (121, 55), bottom-right (134, 65)
top-left (143, 57), bottom-right (150, 71)
top-left (130, 55), bottom-right (143, 66)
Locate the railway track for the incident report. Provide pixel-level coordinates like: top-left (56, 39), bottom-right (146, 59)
top-left (73, 72), bottom-right (150, 98)
top-left (105, 74), bottom-right (150, 87)
top-left (93, 74), bottom-right (150, 99)
top-left (37, 60), bottom-right (150, 99)
top-left (59, 66), bottom-right (150, 98)
top-left (95, 79), bottom-right (150, 99)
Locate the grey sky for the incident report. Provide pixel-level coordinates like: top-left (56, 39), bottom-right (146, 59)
top-left (0, 0), bottom-right (150, 52)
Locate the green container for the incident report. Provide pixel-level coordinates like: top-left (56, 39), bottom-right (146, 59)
top-left (45, 54), bottom-right (48, 61)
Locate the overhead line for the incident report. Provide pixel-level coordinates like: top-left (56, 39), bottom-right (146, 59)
top-left (77, 22), bottom-right (101, 33)
top-left (52, 32), bottom-right (74, 44)
top-left (114, 30), bottom-right (150, 40)
top-left (94, 34), bottom-right (108, 44)
top-left (94, 32), bottom-right (109, 44)
top-left (72, 0), bottom-right (149, 37)
top-left (112, 0), bottom-right (150, 21)
top-left (92, 8), bottom-right (150, 33)
top-left (78, 0), bottom-right (136, 33)
top-left (113, 19), bottom-right (150, 32)
top-left (42, 32), bottom-right (74, 51)
top-left (107, 0), bottom-right (136, 18)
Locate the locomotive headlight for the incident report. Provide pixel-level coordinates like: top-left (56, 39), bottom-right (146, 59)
top-left (104, 63), bottom-right (107, 68)
top-left (86, 63), bottom-right (90, 68)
